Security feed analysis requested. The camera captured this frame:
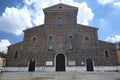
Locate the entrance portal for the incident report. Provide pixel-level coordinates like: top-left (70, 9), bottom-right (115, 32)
top-left (86, 58), bottom-right (94, 71)
top-left (56, 53), bottom-right (65, 71)
top-left (28, 59), bottom-right (35, 72)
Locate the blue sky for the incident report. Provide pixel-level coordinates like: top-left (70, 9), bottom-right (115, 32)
top-left (0, 0), bottom-right (120, 53)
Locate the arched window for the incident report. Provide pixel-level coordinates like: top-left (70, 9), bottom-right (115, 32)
top-left (48, 36), bottom-right (53, 50)
top-left (105, 50), bottom-right (109, 57)
top-left (68, 36), bottom-right (72, 49)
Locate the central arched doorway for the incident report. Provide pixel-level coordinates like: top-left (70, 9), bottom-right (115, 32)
top-left (56, 53), bottom-right (65, 71)
top-left (86, 58), bottom-right (94, 71)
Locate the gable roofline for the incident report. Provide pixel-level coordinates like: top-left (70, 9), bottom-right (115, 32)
top-left (8, 42), bottom-right (23, 47)
top-left (43, 3), bottom-right (78, 10)
top-left (23, 24), bottom-right (44, 32)
top-left (77, 24), bottom-right (98, 30)
top-left (99, 40), bottom-right (115, 45)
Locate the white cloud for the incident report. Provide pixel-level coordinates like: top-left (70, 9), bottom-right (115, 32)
top-left (0, 7), bottom-right (33, 35)
top-left (0, 39), bottom-right (11, 53)
top-left (0, 0), bottom-right (94, 35)
top-left (75, 2), bottom-right (94, 25)
top-left (105, 35), bottom-right (120, 43)
top-left (97, 0), bottom-right (120, 8)
top-left (97, 0), bottom-right (115, 5)
top-left (113, 1), bottom-right (120, 7)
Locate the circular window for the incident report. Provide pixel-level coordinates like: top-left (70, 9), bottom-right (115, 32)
top-left (57, 18), bottom-right (64, 25)
top-left (32, 36), bottom-right (38, 43)
top-left (33, 37), bottom-right (37, 41)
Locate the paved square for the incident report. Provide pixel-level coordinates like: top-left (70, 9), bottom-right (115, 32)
top-left (0, 72), bottom-right (120, 80)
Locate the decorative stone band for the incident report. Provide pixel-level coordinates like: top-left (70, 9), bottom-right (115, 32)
top-left (2, 66), bottom-right (120, 72)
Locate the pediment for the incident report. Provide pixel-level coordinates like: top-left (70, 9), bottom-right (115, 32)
top-left (44, 3), bottom-right (78, 11)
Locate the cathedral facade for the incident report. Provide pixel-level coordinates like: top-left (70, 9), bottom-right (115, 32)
top-left (6, 3), bottom-right (118, 72)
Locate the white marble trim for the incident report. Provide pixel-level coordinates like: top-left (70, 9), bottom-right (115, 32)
top-left (2, 66), bottom-right (120, 72)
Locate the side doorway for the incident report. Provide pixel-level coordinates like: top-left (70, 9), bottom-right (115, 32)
top-left (28, 59), bottom-right (35, 72)
top-left (86, 58), bottom-right (94, 71)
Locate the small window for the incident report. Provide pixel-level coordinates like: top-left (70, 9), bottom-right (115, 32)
top-left (48, 36), bottom-right (53, 50)
top-left (32, 36), bottom-right (38, 43)
top-left (85, 37), bottom-right (89, 41)
top-left (105, 50), bottom-right (109, 57)
top-left (14, 51), bottom-right (18, 58)
top-left (68, 36), bottom-right (72, 49)
top-left (33, 37), bottom-right (37, 41)
top-left (59, 6), bottom-right (62, 8)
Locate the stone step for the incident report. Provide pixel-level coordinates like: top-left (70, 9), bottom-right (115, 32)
top-left (0, 72), bottom-right (120, 80)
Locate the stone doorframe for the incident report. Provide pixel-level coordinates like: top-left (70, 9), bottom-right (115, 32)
top-left (54, 52), bottom-right (67, 71)
top-left (85, 58), bottom-right (94, 71)
top-left (28, 59), bottom-right (36, 72)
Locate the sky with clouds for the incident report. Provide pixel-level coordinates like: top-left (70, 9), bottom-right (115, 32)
top-left (0, 0), bottom-right (120, 53)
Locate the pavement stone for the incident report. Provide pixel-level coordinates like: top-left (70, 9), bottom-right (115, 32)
top-left (0, 72), bottom-right (120, 80)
